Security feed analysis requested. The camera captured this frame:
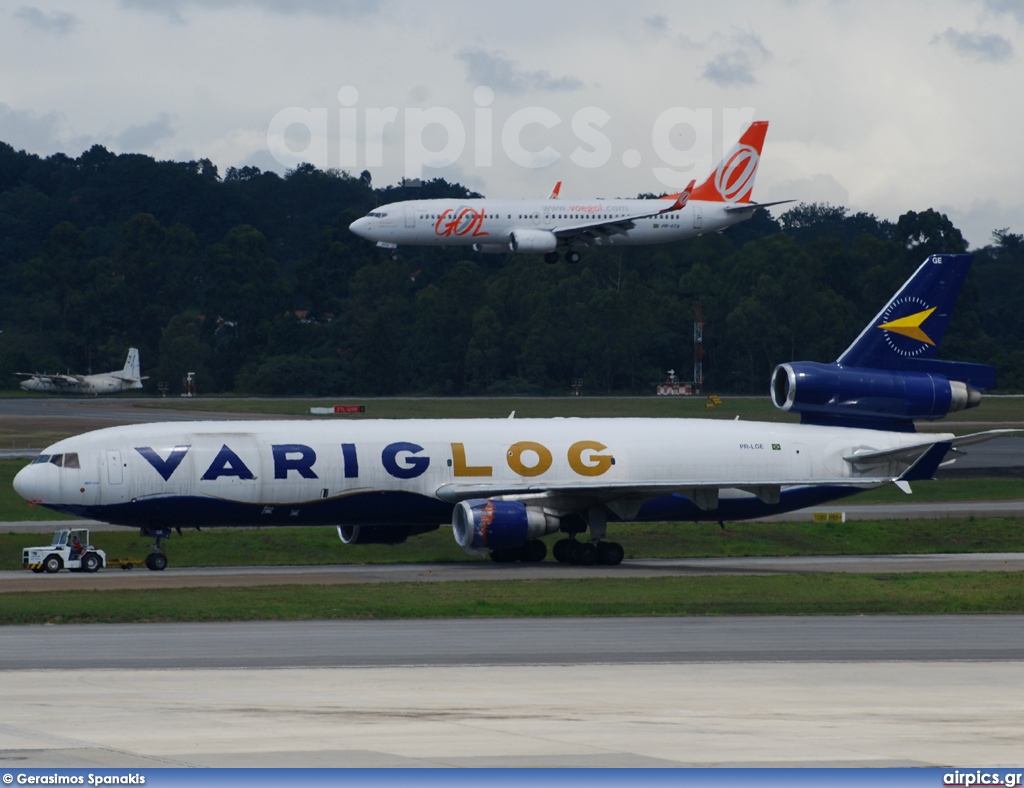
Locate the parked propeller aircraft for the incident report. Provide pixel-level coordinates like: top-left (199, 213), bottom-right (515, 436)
top-left (349, 121), bottom-right (791, 263)
top-left (17, 348), bottom-right (147, 395)
top-left (13, 255), bottom-right (1009, 569)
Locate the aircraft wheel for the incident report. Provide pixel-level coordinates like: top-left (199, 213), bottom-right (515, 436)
top-left (543, 251), bottom-right (559, 264)
top-left (489, 547), bottom-right (521, 563)
top-left (43, 555), bottom-right (62, 574)
top-left (522, 539), bottom-right (547, 562)
top-left (82, 553), bottom-right (101, 573)
top-left (597, 541), bottom-right (624, 566)
top-left (145, 553), bottom-right (168, 571)
top-left (553, 539), bottom-right (573, 563)
top-left (565, 250), bottom-right (581, 264)
top-left (571, 541), bottom-right (597, 566)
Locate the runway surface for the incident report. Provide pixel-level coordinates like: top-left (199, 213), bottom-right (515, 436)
top-left (1, 552), bottom-right (1023, 593)
top-left (1, 616), bottom-right (1022, 767)
top-left (3, 615), bottom-right (1023, 670)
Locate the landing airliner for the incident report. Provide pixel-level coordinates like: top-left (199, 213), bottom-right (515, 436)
top-left (349, 121), bottom-right (791, 263)
top-left (17, 348), bottom-right (147, 395)
top-left (13, 255), bottom-right (1008, 570)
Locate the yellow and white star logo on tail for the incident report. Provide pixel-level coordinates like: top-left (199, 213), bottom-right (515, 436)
top-left (877, 307), bottom-right (937, 345)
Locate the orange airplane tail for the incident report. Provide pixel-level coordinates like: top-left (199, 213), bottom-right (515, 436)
top-left (689, 120), bottom-right (769, 203)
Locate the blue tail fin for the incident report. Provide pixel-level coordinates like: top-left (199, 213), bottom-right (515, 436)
top-left (837, 254), bottom-right (994, 389)
top-left (839, 254), bottom-right (970, 366)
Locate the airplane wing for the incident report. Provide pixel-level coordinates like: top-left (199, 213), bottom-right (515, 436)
top-left (435, 473), bottom-right (897, 518)
top-left (15, 373), bottom-right (82, 387)
top-left (549, 181), bottom-right (696, 246)
top-left (438, 430), bottom-right (1019, 515)
top-left (723, 199), bottom-right (796, 214)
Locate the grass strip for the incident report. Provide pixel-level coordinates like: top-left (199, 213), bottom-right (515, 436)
top-left (1, 572), bottom-right (1022, 625)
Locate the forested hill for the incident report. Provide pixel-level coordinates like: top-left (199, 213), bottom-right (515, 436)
top-left (2, 140), bottom-right (1022, 396)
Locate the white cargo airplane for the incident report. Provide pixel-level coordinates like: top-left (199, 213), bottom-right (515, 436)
top-left (12, 255), bottom-right (1009, 570)
top-left (350, 121), bottom-right (791, 263)
top-left (17, 348), bottom-right (146, 395)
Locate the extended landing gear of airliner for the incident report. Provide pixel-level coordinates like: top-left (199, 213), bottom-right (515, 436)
top-left (543, 250), bottom-right (581, 264)
top-left (552, 538), bottom-right (624, 566)
top-left (489, 538), bottom-right (547, 563)
top-left (141, 527), bottom-right (171, 571)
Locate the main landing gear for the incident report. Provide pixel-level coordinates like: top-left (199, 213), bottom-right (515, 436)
top-left (543, 250), bottom-right (582, 264)
top-left (552, 538), bottom-right (624, 566)
top-left (489, 539), bottom-right (547, 563)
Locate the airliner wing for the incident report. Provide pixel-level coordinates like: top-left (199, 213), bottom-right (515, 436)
top-left (15, 373), bottom-right (81, 386)
top-left (437, 430), bottom-right (1018, 513)
top-left (723, 199), bottom-right (796, 214)
top-left (550, 181), bottom-right (696, 245)
top-left (435, 474), bottom-right (898, 518)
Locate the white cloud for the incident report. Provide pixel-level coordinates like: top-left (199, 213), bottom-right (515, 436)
top-left (115, 113), bottom-right (177, 152)
top-left (120, 0), bottom-right (379, 21)
top-left (932, 28), bottom-right (1014, 63)
top-left (0, 103), bottom-right (85, 154)
top-left (701, 31), bottom-right (772, 87)
top-left (455, 49), bottom-right (584, 96)
top-left (13, 5), bottom-right (77, 34)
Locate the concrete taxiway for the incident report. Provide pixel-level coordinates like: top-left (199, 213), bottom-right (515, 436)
top-left (1, 552), bottom-right (1023, 593)
top-left (1, 616), bottom-right (1022, 767)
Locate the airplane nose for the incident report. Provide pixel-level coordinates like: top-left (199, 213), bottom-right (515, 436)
top-left (13, 464), bottom-right (36, 502)
top-left (349, 217), bottom-right (371, 239)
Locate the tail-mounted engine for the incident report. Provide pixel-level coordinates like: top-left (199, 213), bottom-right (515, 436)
top-left (771, 361), bottom-right (982, 431)
top-left (452, 499), bottom-right (560, 554)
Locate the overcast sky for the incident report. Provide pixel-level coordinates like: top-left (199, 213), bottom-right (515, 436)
top-left (2, 0), bottom-right (1022, 247)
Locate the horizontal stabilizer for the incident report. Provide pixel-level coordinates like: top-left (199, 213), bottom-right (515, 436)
top-left (844, 429), bottom-right (1020, 475)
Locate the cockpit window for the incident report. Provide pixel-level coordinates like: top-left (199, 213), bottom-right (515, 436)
top-left (367, 211), bottom-right (389, 218)
top-left (49, 454), bottom-right (64, 467)
top-left (64, 453), bottom-right (80, 469)
top-left (31, 455), bottom-right (50, 465)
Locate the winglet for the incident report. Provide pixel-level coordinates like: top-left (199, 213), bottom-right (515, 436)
top-left (548, 181), bottom-right (562, 200)
top-left (662, 180), bottom-right (696, 213)
top-left (690, 120), bottom-right (769, 203)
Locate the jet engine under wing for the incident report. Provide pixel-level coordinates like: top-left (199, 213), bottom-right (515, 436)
top-left (550, 181), bottom-right (696, 246)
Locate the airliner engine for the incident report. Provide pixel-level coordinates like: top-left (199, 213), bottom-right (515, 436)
top-left (508, 229), bottom-right (557, 253)
top-left (771, 361), bottom-right (981, 428)
top-left (452, 499), bottom-right (560, 552)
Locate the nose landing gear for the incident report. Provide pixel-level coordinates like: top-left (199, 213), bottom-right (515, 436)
top-left (141, 527), bottom-right (171, 571)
